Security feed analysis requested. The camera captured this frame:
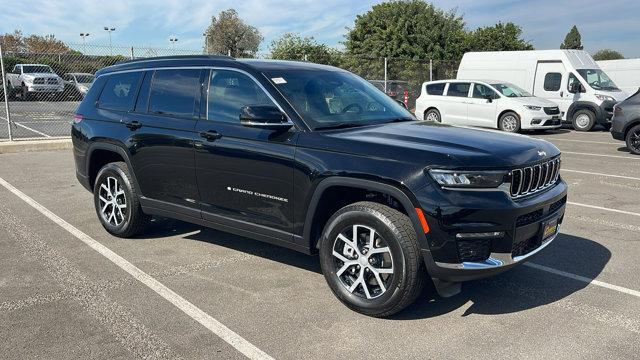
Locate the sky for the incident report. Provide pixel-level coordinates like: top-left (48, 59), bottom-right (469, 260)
top-left (0, 0), bottom-right (639, 57)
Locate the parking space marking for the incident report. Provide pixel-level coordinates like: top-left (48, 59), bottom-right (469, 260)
top-left (526, 263), bottom-right (640, 298)
top-left (0, 177), bottom-right (274, 360)
top-left (562, 169), bottom-right (640, 181)
top-left (12, 121), bottom-right (52, 138)
top-left (568, 201), bottom-right (640, 218)
top-left (562, 151), bottom-right (639, 160)
top-left (537, 138), bottom-right (619, 145)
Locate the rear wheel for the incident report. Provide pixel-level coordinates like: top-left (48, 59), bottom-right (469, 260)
top-left (572, 109), bottom-right (596, 131)
top-left (626, 124), bottom-right (640, 155)
top-left (93, 162), bottom-right (150, 237)
top-left (424, 108), bottom-right (441, 122)
top-left (499, 112), bottom-right (521, 133)
top-left (319, 201), bottom-right (425, 317)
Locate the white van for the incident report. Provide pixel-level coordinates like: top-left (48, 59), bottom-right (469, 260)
top-left (457, 50), bottom-right (629, 131)
top-left (597, 59), bottom-right (640, 95)
top-left (414, 79), bottom-right (561, 132)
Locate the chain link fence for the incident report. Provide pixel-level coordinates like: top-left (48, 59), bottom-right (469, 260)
top-left (0, 43), bottom-right (459, 141)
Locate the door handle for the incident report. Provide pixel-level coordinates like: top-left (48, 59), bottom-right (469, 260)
top-left (560, 91), bottom-right (564, 97)
top-left (125, 120), bottom-right (142, 130)
top-left (200, 130), bottom-right (222, 141)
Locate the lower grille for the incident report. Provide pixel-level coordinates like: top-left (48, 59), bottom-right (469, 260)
top-left (549, 196), bottom-right (567, 214)
top-left (544, 106), bottom-right (560, 115)
top-left (516, 209), bottom-right (543, 227)
top-left (512, 234), bottom-right (540, 257)
top-left (457, 239), bottom-right (491, 262)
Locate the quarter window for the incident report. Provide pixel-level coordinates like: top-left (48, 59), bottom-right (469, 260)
top-left (207, 70), bottom-right (274, 123)
top-left (148, 69), bottom-right (202, 118)
top-left (567, 73), bottom-right (579, 90)
top-left (543, 72), bottom-right (562, 91)
top-left (447, 82), bottom-right (471, 97)
top-left (426, 83), bottom-right (445, 95)
top-left (98, 72), bottom-right (142, 111)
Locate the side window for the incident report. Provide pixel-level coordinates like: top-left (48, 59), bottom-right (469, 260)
top-left (426, 83), bottom-right (445, 95)
top-left (446, 82), bottom-right (471, 97)
top-left (98, 72), bottom-right (142, 111)
top-left (472, 83), bottom-right (497, 99)
top-left (207, 70), bottom-right (275, 123)
top-left (543, 72), bottom-right (562, 91)
top-left (13, 66), bottom-right (20, 74)
top-left (148, 69), bottom-right (202, 118)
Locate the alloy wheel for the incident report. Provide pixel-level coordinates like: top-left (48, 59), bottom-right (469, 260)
top-left (630, 130), bottom-right (640, 152)
top-left (98, 176), bottom-right (127, 226)
top-left (332, 224), bottom-right (394, 299)
top-left (426, 111), bottom-right (439, 122)
top-left (502, 115), bottom-right (518, 132)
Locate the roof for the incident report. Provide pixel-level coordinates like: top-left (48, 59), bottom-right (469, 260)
top-left (237, 59), bottom-right (342, 72)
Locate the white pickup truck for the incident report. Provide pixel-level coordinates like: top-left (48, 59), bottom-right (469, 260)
top-left (6, 64), bottom-right (64, 100)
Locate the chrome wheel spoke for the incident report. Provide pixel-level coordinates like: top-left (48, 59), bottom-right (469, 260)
top-left (98, 176), bottom-right (127, 227)
top-left (368, 246), bottom-right (390, 256)
top-left (370, 269), bottom-right (387, 293)
top-left (375, 267), bottom-right (394, 274)
top-left (332, 250), bottom-right (352, 264)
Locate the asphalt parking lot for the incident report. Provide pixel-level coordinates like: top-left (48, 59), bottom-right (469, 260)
top-left (1, 129), bottom-right (639, 359)
top-left (0, 101), bottom-right (76, 139)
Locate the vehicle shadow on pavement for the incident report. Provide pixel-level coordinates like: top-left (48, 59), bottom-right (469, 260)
top-left (392, 233), bottom-right (611, 320)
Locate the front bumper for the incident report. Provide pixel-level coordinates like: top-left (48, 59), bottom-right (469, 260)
top-left (415, 177), bottom-right (567, 282)
top-left (27, 85), bottom-right (64, 93)
top-left (520, 111), bottom-right (562, 130)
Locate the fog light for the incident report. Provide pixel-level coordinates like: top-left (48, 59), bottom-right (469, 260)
top-left (455, 231), bottom-right (504, 239)
top-left (531, 119), bottom-right (542, 125)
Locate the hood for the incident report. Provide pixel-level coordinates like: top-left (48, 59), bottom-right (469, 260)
top-left (507, 96), bottom-right (558, 107)
top-left (317, 122), bottom-right (560, 169)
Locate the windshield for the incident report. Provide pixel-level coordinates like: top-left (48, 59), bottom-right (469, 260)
top-left (490, 83), bottom-right (532, 97)
top-left (577, 69), bottom-right (619, 91)
top-left (75, 75), bottom-right (95, 83)
top-left (265, 69), bottom-right (414, 129)
top-left (23, 65), bottom-right (53, 73)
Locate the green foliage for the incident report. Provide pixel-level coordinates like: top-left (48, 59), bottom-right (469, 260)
top-left (269, 33), bottom-right (341, 66)
top-left (203, 9), bottom-right (263, 57)
top-left (467, 22), bottom-right (534, 51)
top-left (560, 25), bottom-right (583, 50)
top-left (0, 30), bottom-right (72, 54)
top-left (592, 49), bottom-right (624, 61)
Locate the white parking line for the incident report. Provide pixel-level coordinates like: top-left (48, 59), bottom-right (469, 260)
top-left (562, 169), bottom-right (640, 181)
top-left (538, 138), bottom-right (619, 145)
top-left (0, 177), bottom-right (274, 360)
top-left (562, 151), bottom-right (639, 160)
top-left (568, 201), bottom-right (640, 217)
top-left (12, 121), bottom-right (52, 138)
top-left (525, 263), bottom-right (640, 298)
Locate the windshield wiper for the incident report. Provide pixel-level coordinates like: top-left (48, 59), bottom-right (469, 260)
top-left (315, 122), bottom-right (363, 130)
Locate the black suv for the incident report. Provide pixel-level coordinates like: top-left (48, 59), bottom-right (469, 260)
top-left (72, 56), bottom-right (567, 317)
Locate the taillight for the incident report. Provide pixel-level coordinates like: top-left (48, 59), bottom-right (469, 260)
top-left (74, 114), bottom-right (83, 123)
top-left (614, 106), bottom-right (623, 115)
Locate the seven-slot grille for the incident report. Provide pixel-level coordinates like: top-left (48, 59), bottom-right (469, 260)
top-left (543, 107), bottom-right (560, 115)
top-left (510, 157), bottom-right (560, 198)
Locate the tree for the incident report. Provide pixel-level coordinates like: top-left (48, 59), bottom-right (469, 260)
top-left (560, 25), bottom-right (583, 50)
top-left (592, 49), bottom-right (624, 61)
top-left (467, 22), bottom-right (534, 51)
top-left (24, 34), bottom-right (70, 54)
top-left (203, 9), bottom-right (263, 57)
top-left (269, 33), bottom-right (341, 65)
top-left (0, 30), bottom-right (26, 53)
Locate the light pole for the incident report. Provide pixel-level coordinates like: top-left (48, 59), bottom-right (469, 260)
top-left (80, 33), bottom-right (90, 54)
top-left (169, 37), bottom-right (178, 51)
top-left (202, 33), bottom-right (210, 54)
top-left (104, 27), bottom-right (115, 55)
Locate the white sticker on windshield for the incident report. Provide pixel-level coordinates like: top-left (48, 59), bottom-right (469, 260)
top-left (271, 77), bottom-right (287, 84)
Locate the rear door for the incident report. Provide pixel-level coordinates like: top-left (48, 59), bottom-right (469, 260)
top-left (443, 82), bottom-right (471, 125)
top-left (121, 68), bottom-right (203, 215)
top-left (467, 83), bottom-right (498, 128)
top-left (533, 61), bottom-right (573, 118)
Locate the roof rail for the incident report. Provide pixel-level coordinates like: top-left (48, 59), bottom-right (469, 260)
top-left (115, 54), bottom-right (235, 66)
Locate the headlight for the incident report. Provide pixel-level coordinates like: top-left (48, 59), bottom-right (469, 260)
top-left (79, 85), bottom-right (88, 93)
top-left (595, 94), bottom-right (615, 102)
top-left (524, 105), bottom-right (542, 111)
top-left (428, 169), bottom-right (507, 188)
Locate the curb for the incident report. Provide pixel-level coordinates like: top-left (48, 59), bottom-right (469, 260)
top-left (0, 138), bottom-right (72, 154)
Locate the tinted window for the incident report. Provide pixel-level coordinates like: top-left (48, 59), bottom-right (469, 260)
top-left (426, 83), bottom-right (445, 95)
top-left (98, 72), bottom-right (142, 111)
top-left (148, 69), bottom-right (202, 118)
top-left (447, 82), bottom-right (471, 97)
top-left (207, 70), bottom-right (274, 123)
top-left (543, 73), bottom-right (562, 91)
top-left (567, 73), bottom-right (579, 91)
top-left (472, 83), bottom-right (497, 99)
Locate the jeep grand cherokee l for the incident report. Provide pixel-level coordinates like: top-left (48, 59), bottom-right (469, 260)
top-left (72, 56), bottom-right (567, 317)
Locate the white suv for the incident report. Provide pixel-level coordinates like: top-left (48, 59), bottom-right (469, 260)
top-left (414, 80), bottom-right (562, 132)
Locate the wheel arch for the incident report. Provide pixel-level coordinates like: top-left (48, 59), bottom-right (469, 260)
top-left (86, 142), bottom-right (140, 193)
top-left (303, 177), bottom-right (428, 253)
top-left (624, 118), bottom-right (640, 138)
top-left (567, 101), bottom-right (599, 121)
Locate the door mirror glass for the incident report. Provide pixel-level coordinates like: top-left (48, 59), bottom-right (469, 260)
top-left (568, 81), bottom-right (584, 94)
top-left (239, 105), bottom-right (291, 130)
top-left (394, 99), bottom-right (408, 109)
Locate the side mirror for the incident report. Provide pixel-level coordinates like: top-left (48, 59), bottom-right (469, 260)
top-left (484, 94), bottom-right (493, 103)
top-left (240, 105), bottom-right (292, 130)
top-left (569, 82), bottom-right (585, 94)
top-left (395, 99), bottom-right (408, 109)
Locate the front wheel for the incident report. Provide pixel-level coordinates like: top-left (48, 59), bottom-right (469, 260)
top-left (572, 109), bottom-right (596, 131)
top-left (319, 201), bottom-right (425, 317)
top-left (499, 112), bottom-right (521, 133)
top-left (626, 124), bottom-right (640, 155)
top-left (93, 162), bottom-right (150, 237)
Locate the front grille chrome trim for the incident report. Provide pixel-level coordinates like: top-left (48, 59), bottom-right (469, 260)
top-left (509, 157), bottom-right (561, 198)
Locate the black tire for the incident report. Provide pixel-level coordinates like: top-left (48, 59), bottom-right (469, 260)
top-left (626, 124), bottom-right (640, 155)
top-left (424, 108), bottom-right (441, 122)
top-left (602, 123), bottom-right (612, 131)
top-left (499, 111), bottom-right (521, 133)
top-left (93, 162), bottom-right (150, 237)
top-left (20, 85), bottom-right (31, 101)
top-left (572, 109), bottom-right (596, 132)
top-left (319, 201), bottom-right (425, 317)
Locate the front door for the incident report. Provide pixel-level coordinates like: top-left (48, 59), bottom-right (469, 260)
top-left (533, 61), bottom-right (574, 119)
top-left (468, 83), bottom-right (498, 128)
top-left (194, 69), bottom-right (296, 234)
